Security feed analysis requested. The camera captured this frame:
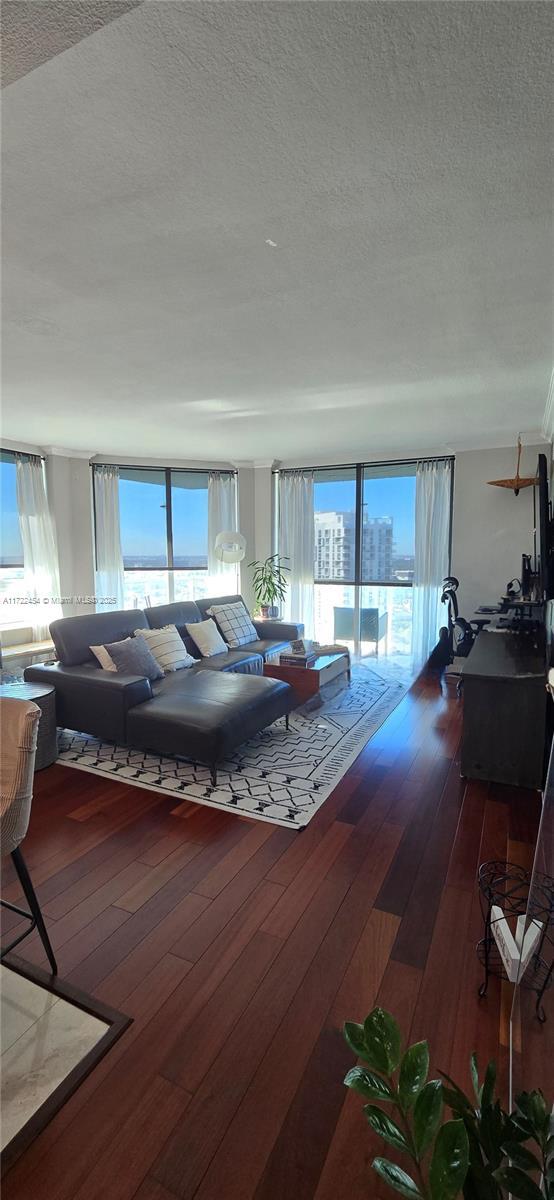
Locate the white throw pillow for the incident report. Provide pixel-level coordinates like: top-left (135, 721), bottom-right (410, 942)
top-left (185, 618), bottom-right (228, 658)
top-left (134, 625), bottom-right (197, 672)
top-left (90, 642), bottom-right (128, 671)
top-left (207, 601), bottom-right (258, 648)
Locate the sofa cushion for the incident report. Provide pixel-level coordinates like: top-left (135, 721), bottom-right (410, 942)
top-left (186, 618), bottom-right (227, 658)
top-left (149, 650), bottom-right (262, 697)
top-left (240, 638), bottom-right (293, 661)
top-left (144, 601), bottom-right (202, 659)
top-left (207, 601), bottom-right (258, 648)
top-left (50, 609), bottom-right (149, 667)
top-left (195, 594), bottom-right (244, 620)
top-left (106, 636), bottom-right (164, 681)
top-left (134, 625), bottom-right (197, 672)
top-left (90, 641), bottom-right (126, 671)
top-left (126, 671), bottom-right (293, 765)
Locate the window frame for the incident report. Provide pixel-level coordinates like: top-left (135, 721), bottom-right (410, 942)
top-left (0, 447), bottom-right (26, 569)
top-left (280, 457), bottom-right (454, 590)
top-left (92, 464), bottom-right (236, 573)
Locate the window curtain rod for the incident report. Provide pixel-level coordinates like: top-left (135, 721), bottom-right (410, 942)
top-left (1, 447), bottom-right (45, 461)
top-left (91, 461), bottom-right (236, 475)
top-left (275, 455), bottom-right (454, 475)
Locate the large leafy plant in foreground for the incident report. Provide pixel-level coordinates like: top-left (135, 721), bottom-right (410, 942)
top-left (343, 1007), bottom-right (552, 1199)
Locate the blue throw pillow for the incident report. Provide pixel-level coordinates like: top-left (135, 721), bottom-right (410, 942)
top-left (105, 636), bottom-right (164, 681)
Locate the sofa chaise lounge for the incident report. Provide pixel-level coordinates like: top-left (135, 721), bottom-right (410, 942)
top-left (24, 595), bottom-right (303, 784)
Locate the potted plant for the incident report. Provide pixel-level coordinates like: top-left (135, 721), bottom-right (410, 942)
top-left (247, 554), bottom-right (290, 618)
top-left (342, 1006), bottom-right (552, 1199)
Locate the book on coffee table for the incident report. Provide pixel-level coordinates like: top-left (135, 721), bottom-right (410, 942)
top-left (279, 652), bottom-right (317, 668)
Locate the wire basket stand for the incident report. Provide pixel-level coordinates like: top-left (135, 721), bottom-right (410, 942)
top-left (477, 860), bottom-right (554, 1022)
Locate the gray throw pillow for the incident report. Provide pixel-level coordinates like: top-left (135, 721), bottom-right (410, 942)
top-left (105, 636), bottom-right (164, 681)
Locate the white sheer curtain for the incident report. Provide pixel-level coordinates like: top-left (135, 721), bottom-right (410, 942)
top-left (412, 458), bottom-right (452, 670)
top-left (15, 455), bottom-right (62, 640)
top-left (93, 465), bottom-right (125, 612)
top-left (208, 471), bottom-right (239, 594)
top-left (279, 469), bottom-right (314, 636)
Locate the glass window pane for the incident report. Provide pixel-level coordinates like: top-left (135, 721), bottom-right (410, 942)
top-left (314, 583), bottom-right (357, 651)
top-left (0, 567), bottom-right (28, 627)
top-left (0, 452), bottom-right (24, 567)
top-left (173, 569), bottom-right (212, 603)
top-left (123, 570), bottom-right (169, 609)
top-left (362, 465), bottom-right (416, 583)
top-left (360, 585), bottom-right (413, 657)
top-left (171, 472), bottom-right (209, 569)
top-left (313, 468), bottom-right (356, 583)
top-left (119, 469), bottom-right (168, 568)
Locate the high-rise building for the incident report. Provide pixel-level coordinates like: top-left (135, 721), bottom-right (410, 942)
top-left (361, 516), bottom-right (393, 581)
top-left (314, 511), bottom-right (393, 580)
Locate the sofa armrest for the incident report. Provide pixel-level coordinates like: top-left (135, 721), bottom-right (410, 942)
top-left (24, 662), bottom-right (152, 743)
top-left (252, 620), bottom-right (304, 641)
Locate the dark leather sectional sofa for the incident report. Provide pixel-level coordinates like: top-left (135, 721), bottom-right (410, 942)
top-left (24, 594), bottom-right (303, 784)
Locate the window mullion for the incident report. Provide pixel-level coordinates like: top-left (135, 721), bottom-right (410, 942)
top-left (165, 469), bottom-right (174, 570)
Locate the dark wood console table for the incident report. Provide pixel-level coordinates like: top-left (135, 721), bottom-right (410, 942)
top-left (460, 630), bottom-right (546, 789)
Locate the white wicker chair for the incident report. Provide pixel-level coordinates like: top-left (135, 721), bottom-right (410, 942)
top-left (0, 696), bottom-right (57, 973)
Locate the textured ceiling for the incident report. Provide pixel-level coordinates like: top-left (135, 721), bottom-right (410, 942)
top-left (2, 1), bottom-right (552, 461)
top-left (1, 1), bottom-right (142, 86)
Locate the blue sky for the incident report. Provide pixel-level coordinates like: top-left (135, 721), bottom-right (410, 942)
top-left (119, 477), bottom-right (208, 557)
top-left (315, 476), bottom-right (415, 555)
top-left (1, 462), bottom-right (415, 564)
top-left (0, 460), bottom-right (23, 562)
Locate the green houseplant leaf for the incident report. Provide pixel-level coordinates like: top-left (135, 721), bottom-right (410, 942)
top-left (344, 1066), bottom-right (395, 1103)
top-left (480, 1060), bottom-right (497, 1111)
top-left (247, 555), bottom-right (289, 609)
top-left (343, 1010), bottom-right (552, 1200)
top-left (413, 1080), bottom-right (443, 1159)
top-left (501, 1141), bottom-right (543, 1173)
top-left (364, 1104), bottom-right (411, 1155)
top-left (398, 1041), bottom-right (430, 1111)
top-left (343, 1021), bottom-right (369, 1063)
top-left (373, 1158), bottom-right (423, 1199)
top-left (492, 1165), bottom-right (545, 1200)
top-left (429, 1119), bottom-right (469, 1200)
top-left (363, 1007), bottom-right (402, 1075)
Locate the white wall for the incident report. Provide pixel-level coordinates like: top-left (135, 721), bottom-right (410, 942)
top-left (451, 443), bottom-right (548, 617)
top-left (236, 463), bottom-right (276, 609)
top-left (237, 467), bottom-right (256, 610)
top-left (46, 455), bottom-right (95, 617)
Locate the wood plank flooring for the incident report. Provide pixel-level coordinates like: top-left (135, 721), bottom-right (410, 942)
top-left (2, 673), bottom-right (546, 1200)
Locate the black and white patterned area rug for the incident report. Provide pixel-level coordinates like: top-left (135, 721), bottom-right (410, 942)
top-left (56, 665), bottom-right (409, 829)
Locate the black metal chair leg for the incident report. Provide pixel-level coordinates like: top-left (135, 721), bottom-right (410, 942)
top-left (11, 847), bottom-right (57, 975)
top-left (285, 713), bottom-right (290, 731)
top-left (210, 765), bottom-right (217, 788)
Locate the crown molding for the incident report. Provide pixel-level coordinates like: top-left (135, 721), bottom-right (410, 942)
top-left (42, 446), bottom-right (94, 459)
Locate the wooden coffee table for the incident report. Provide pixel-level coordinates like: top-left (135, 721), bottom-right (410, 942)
top-left (263, 652), bottom-right (351, 705)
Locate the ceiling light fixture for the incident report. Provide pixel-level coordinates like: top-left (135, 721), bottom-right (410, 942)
top-left (265, 239), bottom-right (277, 248)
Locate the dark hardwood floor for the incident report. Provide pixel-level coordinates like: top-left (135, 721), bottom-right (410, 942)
top-left (2, 674), bottom-right (546, 1200)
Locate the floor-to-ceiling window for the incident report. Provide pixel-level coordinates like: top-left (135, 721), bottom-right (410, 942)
top-left (313, 467), bottom-right (357, 647)
top-left (0, 449), bottom-right (26, 628)
top-left (282, 460), bottom-right (427, 658)
top-left (113, 466), bottom-right (236, 608)
top-left (359, 463), bottom-right (416, 657)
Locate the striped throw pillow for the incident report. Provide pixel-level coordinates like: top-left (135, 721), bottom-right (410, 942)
top-left (134, 625), bottom-right (197, 672)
